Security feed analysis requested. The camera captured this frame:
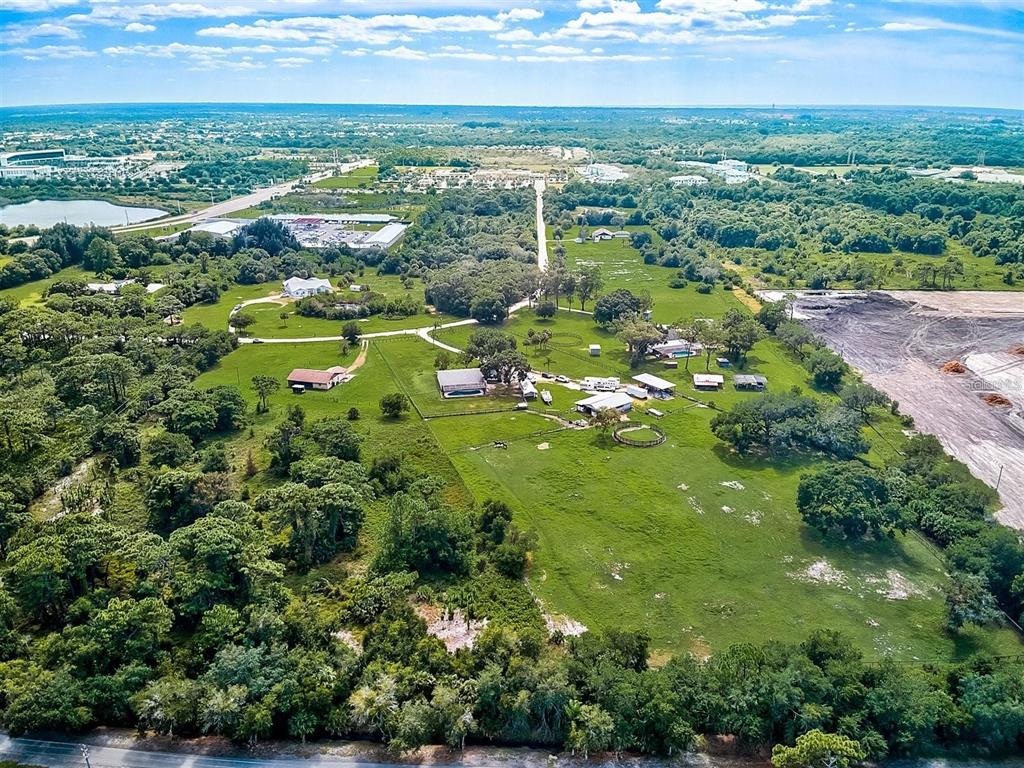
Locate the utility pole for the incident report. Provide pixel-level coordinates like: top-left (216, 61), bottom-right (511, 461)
top-left (81, 745), bottom-right (92, 768)
top-left (996, 464), bottom-right (1004, 492)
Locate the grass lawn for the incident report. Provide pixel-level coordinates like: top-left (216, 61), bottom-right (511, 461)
top-left (422, 256), bottom-right (1022, 661)
top-left (185, 272), bottom-right (455, 338)
top-left (313, 166), bottom-right (380, 190)
top-left (548, 225), bottom-right (739, 323)
top-left (181, 282), bottom-right (282, 329)
top-left (193, 339), bottom-right (474, 516)
top-left (167, 231), bottom-right (1024, 663)
top-left (426, 322), bottom-right (1022, 661)
top-left (0, 265), bottom-right (92, 306)
top-left (116, 221), bottom-right (192, 240)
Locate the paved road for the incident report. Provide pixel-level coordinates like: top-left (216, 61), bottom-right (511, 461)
top-left (114, 160), bottom-right (374, 233)
top-left (534, 179), bottom-right (548, 273)
top-left (0, 735), bottom-right (412, 768)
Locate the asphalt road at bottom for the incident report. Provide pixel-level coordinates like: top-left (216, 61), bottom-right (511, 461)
top-left (0, 735), bottom-right (415, 768)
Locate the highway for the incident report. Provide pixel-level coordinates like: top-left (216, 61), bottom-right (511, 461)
top-left (113, 160), bottom-right (374, 234)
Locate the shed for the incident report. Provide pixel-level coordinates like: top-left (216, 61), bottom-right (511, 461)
top-left (437, 368), bottom-right (487, 398)
top-left (734, 374), bottom-right (768, 391)
top-left (589, 344), bottom-right (602, 356)
top-left (632, 373), bottom-right (677, 397)
top-left (520, 378), bottom-right (538, 399)
top-left (693, 373), bottom-right (725, 390)
top-left (575, 391), bottom-right (633, 416)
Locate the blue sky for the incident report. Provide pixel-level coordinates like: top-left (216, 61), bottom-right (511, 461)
top-left (1, 1), bottom-right (1022, 109)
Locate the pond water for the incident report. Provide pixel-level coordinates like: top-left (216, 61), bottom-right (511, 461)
top-left (0, 199), bottom-right (168, 228)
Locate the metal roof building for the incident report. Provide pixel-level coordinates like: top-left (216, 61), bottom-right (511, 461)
top-left (575, 391), bottom-right (633, 416)
top-left (437, 368), bottom-right (487, 398)
top-left (632, 373), bottom-right (676, 393)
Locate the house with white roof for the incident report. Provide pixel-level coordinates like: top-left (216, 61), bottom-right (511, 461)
top-left (283, 277), bottom-right (332, 298)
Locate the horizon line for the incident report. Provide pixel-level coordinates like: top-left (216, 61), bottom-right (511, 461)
top-left (1, 100), bottom-right (1022, 115)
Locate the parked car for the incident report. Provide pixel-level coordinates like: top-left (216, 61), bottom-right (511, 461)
top-left (556, 375), bottom-right (570, 383)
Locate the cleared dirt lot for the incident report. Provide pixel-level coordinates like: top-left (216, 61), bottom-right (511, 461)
top-left (790, 290), bottom-right (1024, 530)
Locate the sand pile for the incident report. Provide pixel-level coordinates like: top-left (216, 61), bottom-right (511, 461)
top-left (982, 393), bottom-right (1013, 407)
top-left (1010, 344), bottom-right (1024, 356)
top-left (941, 360), bottom-right (967, 373)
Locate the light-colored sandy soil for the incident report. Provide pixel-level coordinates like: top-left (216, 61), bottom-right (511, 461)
top-left (794, 291), bottom-right (1024, 530)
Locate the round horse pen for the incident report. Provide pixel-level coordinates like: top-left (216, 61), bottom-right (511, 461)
top-left (613, 421), bottom-right (667, 447)
top-left (547, 332), bottom-right (584, 348)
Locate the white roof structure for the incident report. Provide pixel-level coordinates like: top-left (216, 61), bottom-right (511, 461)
top-left (632, 373), bottom-right (676, 391)
top-left (693, 373), bottom-right (725, 386)
top-left (191, 220), bottom-right (243, 237)
top-left (362, 222), bottom-right (407, 249)
top-left (283, 276), bottom-right (332, 295)
top-left (576, 391), bottom-right (633, 411)
top-left (437, 368), bottom-right (487, 394)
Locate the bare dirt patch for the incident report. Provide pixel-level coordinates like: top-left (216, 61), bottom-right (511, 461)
top-left (414, 605), bottom-right (487, 652)
top-left (791, 559), bottom-right (848, 586)
top-left (865, 569), bottom-right (927, 601)
top-left (544, 612), bottom-right (587, 637)
top-left (941, 360), bottom-right (967, 373)
top-left (794, 291), bottom-right (1024, 530)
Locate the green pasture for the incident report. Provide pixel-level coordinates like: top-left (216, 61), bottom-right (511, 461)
top-left (548, 225), bottom-right (739, 322)
top-left (313, 166), bottom-right (380, 189)
top-left (0, 265), bottom-right (91, 306)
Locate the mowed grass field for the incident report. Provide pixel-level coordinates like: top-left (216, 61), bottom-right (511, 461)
top-left (181, 271), bottom-right (454, 337)
top-left (548, 225), bottom-right (734, 323)
top-left (0, 265), bottom-right (92, 306)
top-left (313, 165), bottom-right (380, 189)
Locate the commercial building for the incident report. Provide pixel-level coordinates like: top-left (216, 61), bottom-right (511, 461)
top-left (283, 277), bottom-right (332, 298)
top-left (437, 368), bottom-right (487, 398)
top-left (669, 174), bottom-right (709, 187)
top-left (0, 149), bottom-right (66, 167)
top-left (189, 220), bottom-right (244, 238)
top-left (362, 222), bottom-right (407, 250)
